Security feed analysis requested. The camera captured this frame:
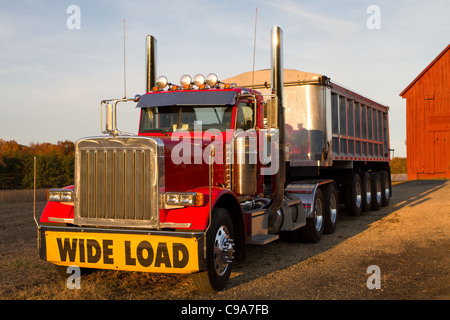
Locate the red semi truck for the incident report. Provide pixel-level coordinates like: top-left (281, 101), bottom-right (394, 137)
top-left (36, 26), bottom-right (391, 291)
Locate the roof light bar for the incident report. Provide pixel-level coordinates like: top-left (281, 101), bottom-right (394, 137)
top-left (149, 73), bottom-right (233, 91)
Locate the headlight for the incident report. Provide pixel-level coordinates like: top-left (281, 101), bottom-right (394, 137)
top-left (165, 192), bottom-right (203, 207)
top-left (166, 193), bottom-right (181, 206)
top-left (48, 189), bottom-right (74, 202)
top-left (180, 193), bottom-right (195, 205)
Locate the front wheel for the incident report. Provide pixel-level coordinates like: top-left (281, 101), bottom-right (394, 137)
top-left (192, 208), bottom-right (235, 292)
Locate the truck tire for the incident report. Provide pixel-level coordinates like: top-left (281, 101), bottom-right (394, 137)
top-left (192, 208), bottom-right (234, 292)
top-left (323, 184), bottom-right (338, 234)
top-left (345, 173), bottom-right (362, 216)
top-left (380, 170), bottom-right (391, 207)
top-left (370, 172), bottom-right (382, 211)
top-left (361, 172), bottom-right (372, 212)
top-left (300, 188), bottom-right (324, 243)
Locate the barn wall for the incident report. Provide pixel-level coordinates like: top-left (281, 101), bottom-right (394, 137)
top-left (402, 46), bottom-right (450, 179)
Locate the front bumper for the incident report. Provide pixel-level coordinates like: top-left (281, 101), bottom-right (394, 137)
top-left (38, 225), bottom-right (206, 274)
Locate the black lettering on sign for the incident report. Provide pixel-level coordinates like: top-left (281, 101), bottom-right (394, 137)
top-left (79, 238), bottom-right (85, 263)
top-left (125, 241), bottom-right (136, 266)
top-left (136, 241), bottom-right (154, 267)
top-left (57, 238), bottom-right (77, 262)
top-left (86, 239), bottom-right (101, 263)
top-left (173, 243), bottom-right (189, 268)
top-left (103, 239), bottom-right (114, 264)
top-left (155, 242), bottom-right (171, 268)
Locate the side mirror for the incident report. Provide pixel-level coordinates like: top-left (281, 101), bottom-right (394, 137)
top-left (105, 103), bottom-right (114, 132)
top-left (100, 97), bottom-right (140, 136)
top-left (100, 100), bottom-right (117, 135)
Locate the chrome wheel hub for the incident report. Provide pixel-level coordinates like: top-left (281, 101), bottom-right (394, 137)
top-left (314, 197), bottom-right (324, 231)
top-left (376, 180), bottom-right (382, 203)
top-left (365, 180), bottom-right (372, 204)
top-left (356, 181), bottom-right (362, 208)
top-left (213, 226), bottom-right (234, 276)
top-left (384, 177), bottom-right (390, 200)
top-left (330, 193), bottom-right (337, 224)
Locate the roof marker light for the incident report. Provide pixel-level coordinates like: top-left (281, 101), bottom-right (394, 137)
top-left (193, 74), bottom-right (206, 87)
top-left (180, 74), bottom-right (192, 89)
top-left (155, 76), bottom-right (168, 89)
top-left (206, 73), bottom-right (219, 87)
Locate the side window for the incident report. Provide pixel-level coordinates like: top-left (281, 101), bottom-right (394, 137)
top-left (236, 101), bottom-right (255, 131)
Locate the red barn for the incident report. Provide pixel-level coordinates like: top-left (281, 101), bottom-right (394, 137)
top-left (400, 44), bottom-right (450, 180)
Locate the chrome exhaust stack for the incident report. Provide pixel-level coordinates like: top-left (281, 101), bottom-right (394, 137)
top-left (267, 26), bottom-right (286, 217)
top-left (146, 35), bottom-right (157, 92)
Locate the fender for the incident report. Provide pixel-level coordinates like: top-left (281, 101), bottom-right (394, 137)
top-left (285, 179), bottom-right (335, 218)
top-left (39, 185), bottom-right (74, 224)
top-left (163, 186), bottom-right (243, 231)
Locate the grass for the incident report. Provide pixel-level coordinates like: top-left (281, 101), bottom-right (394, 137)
top-left (0, 189), bottom-right (47, 203)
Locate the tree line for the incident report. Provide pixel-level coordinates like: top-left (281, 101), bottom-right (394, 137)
top-left (0, 139), bottom-right (74, 190)
top-left (390, 157), bottom-right (407, 174)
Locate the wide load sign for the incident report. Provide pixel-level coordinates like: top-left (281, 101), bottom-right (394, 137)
top-left (44, 231), bottom-right (200, 273)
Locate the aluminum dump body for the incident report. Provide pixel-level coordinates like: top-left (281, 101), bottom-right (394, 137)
top-left (225, 69), bottom-right (390, 167)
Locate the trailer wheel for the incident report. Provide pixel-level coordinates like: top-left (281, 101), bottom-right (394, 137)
top-left (361, 172), bottom-right (372, 212)
top-left (192, 208), bottom-right (234, 292)
top-left (370, 172), bottom-right (382, 211)
top-left (323, 184), bottom-right (338, 234)
top-left (300, 188), bottom-right (324, 243)
top-left (346, 173), bottom-right (362, 216)
top-left (380, 170), bottom-right (391, 207)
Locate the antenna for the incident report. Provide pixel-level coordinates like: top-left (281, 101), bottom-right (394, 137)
top-left (251, 8), bottom-right (258, 89)
top-left (123, 19), bottom-right (127, 99)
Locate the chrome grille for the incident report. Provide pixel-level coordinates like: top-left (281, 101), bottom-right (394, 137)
top-left (74, 137), bottom-right (164, 229)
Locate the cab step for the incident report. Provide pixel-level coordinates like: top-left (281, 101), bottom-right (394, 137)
top-left (243, 208), bottom-right (279, 245)
top-left (248, 234), bottom-right (279, 245)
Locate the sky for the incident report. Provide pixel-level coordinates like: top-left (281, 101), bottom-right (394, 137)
top-left (1, 0), bottom-right (450, 158)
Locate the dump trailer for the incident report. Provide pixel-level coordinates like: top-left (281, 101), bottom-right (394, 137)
top-left (224, 68), bottom-right (392, 220)
top-left (36, 26), bottom-right (391, 292)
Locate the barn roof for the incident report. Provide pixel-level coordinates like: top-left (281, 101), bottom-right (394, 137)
top-left (400, 43), bottom-right (450, 97)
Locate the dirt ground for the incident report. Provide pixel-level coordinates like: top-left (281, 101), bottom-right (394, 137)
top-left (0, 180), bottom-right (449, 302)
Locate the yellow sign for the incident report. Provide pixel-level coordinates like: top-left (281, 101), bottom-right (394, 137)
top-left (45, 231), bottom-right (199, 274)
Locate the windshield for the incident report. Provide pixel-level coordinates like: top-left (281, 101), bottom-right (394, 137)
top-left (139, 106), bottom-right (233, 133)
